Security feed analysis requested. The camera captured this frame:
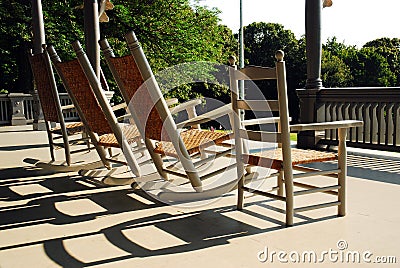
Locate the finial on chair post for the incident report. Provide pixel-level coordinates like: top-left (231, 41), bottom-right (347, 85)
top-left (228, 55), bottom-right (237, 66)
top-left (46, 45), bottom-right (61, 63)
top-left (99, 38), bottom-right (115, 57)
top-left (275, 50), bottom-right (284, 62)
top-left (125, 30), bottom-right (140, 51)
top-left (71, 40), bottom-right (85, 57)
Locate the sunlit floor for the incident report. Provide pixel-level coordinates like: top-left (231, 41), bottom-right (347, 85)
top-left (0, 125), bottom-right (399, 267)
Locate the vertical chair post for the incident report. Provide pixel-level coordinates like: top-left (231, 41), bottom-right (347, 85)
top-left (276, 51), bottom-right (294, 226)
top-left (230, 67), bottom-right (245, 209)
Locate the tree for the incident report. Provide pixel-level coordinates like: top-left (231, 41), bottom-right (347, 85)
top-left (0, 0), bottom-right (32, 93)
top-left (0, 0), bottom-right (236, 102)
top-left (345, 47), bottom-right (396, 87)
top-left (321, 50), bottom-right (353, 88)
top-left (243, 22), bottom-right (306, 121)
top-left (363, 37), bottom-right (400, 86)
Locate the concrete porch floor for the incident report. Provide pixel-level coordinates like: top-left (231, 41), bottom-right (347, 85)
top-left (0, 126), bottom-right (399, 267)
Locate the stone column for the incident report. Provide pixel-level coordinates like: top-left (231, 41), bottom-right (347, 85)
top-left (31, 0), bottom-right (46, 130)
top-left (84, 0), bottom-right (101, 78)
top-left (297, 0), bottom-right (324, 149)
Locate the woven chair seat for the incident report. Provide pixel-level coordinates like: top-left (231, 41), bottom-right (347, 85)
top-left (97, 124), bottom-right (141, 148)
top-left (154, 129), bottom-right (231, 157)
top-left (51, 122), bottom-right (84, 136)
top-left (244, 148), bottom-right (337, 170)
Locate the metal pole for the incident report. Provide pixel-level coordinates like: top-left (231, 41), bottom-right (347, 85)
top-left (238, 0), bottom-right (245, 120)
top-left (84, 0), bottom-right (101, 78)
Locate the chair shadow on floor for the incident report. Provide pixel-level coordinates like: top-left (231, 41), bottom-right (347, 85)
top-left (0, 170), bottom-right (337, 268)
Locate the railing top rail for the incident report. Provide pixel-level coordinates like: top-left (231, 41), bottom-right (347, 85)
top-left (318, 87), bottom-right (400, 102)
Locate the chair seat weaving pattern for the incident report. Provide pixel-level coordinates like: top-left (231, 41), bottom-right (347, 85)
top-left (97, 124), bottom-right (141, 148)
top-left (51, 122), bottom-right (84, 136)
top-left (154, 129), bottom-right (231, 157)
top-left (244, 148), bottom-right (338, 170)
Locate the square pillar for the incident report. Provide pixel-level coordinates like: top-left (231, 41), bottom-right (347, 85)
top-left (296, 88), bottom-right (325, 149)
top-left (9, 93), bottom-right (27, 126)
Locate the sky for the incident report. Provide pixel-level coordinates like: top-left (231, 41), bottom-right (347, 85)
top-left (198, 0), bottom-right (399, 48)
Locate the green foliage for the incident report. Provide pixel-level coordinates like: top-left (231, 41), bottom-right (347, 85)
top-left (323, 37), bottom-right (399, 87)
top-left (1, 1), bottom-right (400, 103)
top-left (0, 0), bottom-right (236, 102)
top-left (100, 0), bottom-right (236, 102)
top-left (321, 50), bottom-right (353, 87)
top-left (0, 0), bottom-right (32, 92)
top-left (345, 47), bottom-right (396, 87)
top-left (243, 22), bottom-right (305, 121)
top-left (363, 38), bottom-right (400, 86)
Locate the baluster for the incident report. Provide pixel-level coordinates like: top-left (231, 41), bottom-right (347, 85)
top-left (386, 103), bottom-right (394, 146)
top-left (0, 100), bottom-right (4, 122)
top-left (350, 103), bottom-right (357, 142)
top-left (325, 102), bottom-right (332, 140)
top-left (23, 100), bottom-right (30, 121)
top-left (343, 102), bottom-right (351, 140)
top-left (363, 103), bottom-right (371, 143)
top-left (377, 103), bottom-right (385, 145)
top-left (394, 104), bottom-right (400, 146)
top-left (370, 103), bottom-right (378, 144)
top-left (331, 102), bottom-right (337, 140)
top-left (356, 103), bottom-right (364, 143)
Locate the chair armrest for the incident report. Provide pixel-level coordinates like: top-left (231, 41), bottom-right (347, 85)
top-left (116, 113), bottom-right (132, 122)
top-left (165, 98), bottom-right (179, 106)
top-left (176, 104), bottom-right (232, 128)
top-left (169, 99), bottom-right (202, 115)
top-left (111, 102), bottom-right (127, 111)
top-left (242, 117), bottom-right (292, 126)
top-left (61, 104), bottom-right (75, 111)
top-left (290, 120), bottom-right (363, 132)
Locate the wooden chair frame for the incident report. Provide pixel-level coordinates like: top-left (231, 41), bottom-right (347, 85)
top-left (28, 50), bottom-right (96, 171)
top-left (46, 44), bottom-right (143, 177)
top-left (231, 50), bottom-right (363, 226)
top-left (114, 31), bottom-right (235, 192)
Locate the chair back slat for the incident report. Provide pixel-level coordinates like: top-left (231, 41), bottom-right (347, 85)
top-left (239, 129), bottom-right (281, 143)
top-left (28, 53), bottom-right (60, 123)
top-left (109, 56), bottom-right (167, 141)
top-left (237, 100), bottom-right (280, 111)
top-left (53, 59), bottom-right (112, 135)
top-left (235, 65), bottom-right (277, 80)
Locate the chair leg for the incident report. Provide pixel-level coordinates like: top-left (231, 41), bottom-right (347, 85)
top-left (236, 160), bottom-right (246, 210)
top-left (284, 169), bottom-right (294, 226)
top-left (137, 139), bottom-right (146, 157)
top-left (45, 123), bottom-right (56, 162)
top-left (145, 138), bottom-right (168, 180)
top-left (237, 173), bottom-right (245, 210)
top-left (64, 139), bottom-right (71, 166)
top-left (277, 169), bottom-right (284, 196)
top-left (83, 131), bottom-right (91, 149)
top-left (48, 135), bottom-right (56, 162)
top-left (338, 128), bottom-right (347, 216)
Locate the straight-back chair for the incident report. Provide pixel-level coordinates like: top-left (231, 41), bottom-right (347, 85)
top-left (46, 45), bottom-right (143, 177)
top-left (28, 50), bottom-right (92, 169)
top-left (230, 50), bottom-right (363, 226)
top-left (113, 30), bottom-right (235, 192)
